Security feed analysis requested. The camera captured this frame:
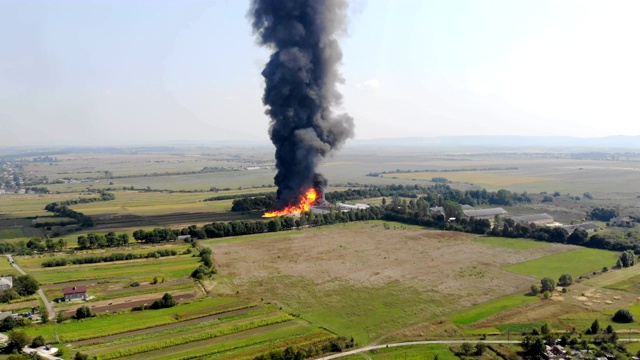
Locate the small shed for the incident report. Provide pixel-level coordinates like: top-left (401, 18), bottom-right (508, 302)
top-left (0, 277), bottom-right (12, 291)
top-left (63, 286), bottom-right (87, 301)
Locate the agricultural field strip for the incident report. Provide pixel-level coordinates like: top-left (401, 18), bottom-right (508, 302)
top-left (582, 265), bottom-right (640, 288)
top-left (28, 297), bottom-right (255, 342)
top-left (24, 256), bottom-right (200, 284)
top-left (449, 295), bottom-right (539, 326)
top-left (89, 312), bottom-right (295, 359)
top-left (503, 248), bottom-right (617, 279)
top-left (380, 171), bottom-right (551, 186)
top-left (17, 245), bottom-right (191, 269)
top-left (77, 307), bottom-right (270, 350)
top-left (124, 322), bottom-right (330, 360)
top-left (46, 281), bottom-right (196, 304)
top-left (476, 236), bottom-right (548, 250)
top-left (205, 331), bottom-right (336, 360)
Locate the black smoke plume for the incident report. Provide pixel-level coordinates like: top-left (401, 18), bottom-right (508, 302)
top-left (250, 0), bottom-right (354, 208)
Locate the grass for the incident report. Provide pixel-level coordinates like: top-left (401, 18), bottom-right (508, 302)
top-left (123, 322), bottom-right (329, 360)
top-left (93, 313), bottom-right (295, 359)
top-left (495, 322), bottom-right (562, 333)
top-left (69, 190), bottom-right (235, 216)
top-left (0, 256), bottom-right (22, 277)
top-left (22, 255), bottom-right (200, 284)
top-left (504, 248), bottom-right (618, 279)
top-left (0, 228), bottom-right (24, 239)
top-left (449, 295), bottom-right (539, 326)
top-left (381, 171), bottom-right (551, 187)
top-left (477, 236), bottom-right (548, 250)
top-left (342, 344), bottom-right (458, 360)
top-left (252, 277), bottom-right (450, 346)
top-left (559, 307), bottom-right (640, 332)
top-left (17, 242), bottom-right (191, 269)
top-left (26, 297), bottom-right (251, 342)
top-left (582, 265), bottom-right (640, 288)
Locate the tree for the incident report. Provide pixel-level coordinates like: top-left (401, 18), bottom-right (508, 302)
top-left (558, 273), bottom-right (573, 287)
top-left (442, 200), bottom-right (463, 220)
top-left (74, 353), bottom-right (89, 360)
top-left (541, 277), bottom-right (555, 292)
top-left (75, 306), bottom-right (93, 319)
top-left (8, 330), bottom-right (31, 351)
top-left (31, 335), bottom-right (45, 347)
top-left (589, 319), bottom-right (600, 334)
top-left (612, 309), bottom-right (634, 323)
top-left (530, 284), bottom-right (540, 295)
top-left (541, 323), bottom-right (550, 335)
top-left (0, 316), bottom-right (17, 331)
top-left (0, 289), bottom-right (19, 303)
top-left (606, 325), bottom-right (614, 334)
top-left (460, 342), bottom-right (473, 356)
top-left (619, 250), bottom-right (636, 268)
top-left (13, 275), bottom-right (39, 296)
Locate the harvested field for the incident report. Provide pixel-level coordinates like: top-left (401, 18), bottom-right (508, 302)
top-left (209, 222), bottom-right (578, 343)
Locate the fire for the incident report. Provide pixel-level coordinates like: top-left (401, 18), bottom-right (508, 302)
top-left (263, 188), bottom-right (318, 218)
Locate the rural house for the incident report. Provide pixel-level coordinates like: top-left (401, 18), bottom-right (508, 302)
top-left (563, 222), bottom-right (600, 233)
top-left (609, 217), bottom-right (635, 227)
top-left (0, 277), bottom-right (12, 291)
top-left (63, 286), bottom-right (87, 301)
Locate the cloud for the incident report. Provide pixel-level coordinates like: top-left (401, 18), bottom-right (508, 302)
top-left (356, 78), bottom-right (381, 91)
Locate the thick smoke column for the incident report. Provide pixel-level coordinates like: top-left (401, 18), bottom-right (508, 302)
top-left (250, 0), bottom-right (355, 208)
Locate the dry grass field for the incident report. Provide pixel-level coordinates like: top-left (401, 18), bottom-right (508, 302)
top-left (207, 221), bottom-right (582, 343)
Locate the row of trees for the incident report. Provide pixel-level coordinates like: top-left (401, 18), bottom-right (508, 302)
top-left (77, 232), bottom-right (129, 249)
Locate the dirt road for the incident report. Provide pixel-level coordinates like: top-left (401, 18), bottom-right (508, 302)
top-left (6, 254), bottom-right (56, 320)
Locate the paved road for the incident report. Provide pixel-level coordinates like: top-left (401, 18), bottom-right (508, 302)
top-left (6, 255), bottom-right (56, 320)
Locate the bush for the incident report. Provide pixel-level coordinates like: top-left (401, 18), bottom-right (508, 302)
top-left (130, 281), bottom-right (140, 287)
top-left (75, 306), bottom-right (93, 319)
top-left (558, 273), bottom-right (573, 287)
top-left (541, 277), bottom-right (555, 292)
top-left (31, 335), bottom-right (46, 347)
top-left (612, 309), bottom-right (634, 323)
top-left (0, 289), bottom-right (20, 303)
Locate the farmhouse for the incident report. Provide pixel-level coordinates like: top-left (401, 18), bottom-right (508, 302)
top-left (63, 286), bottom-right (87, 301)
top-left (609, 217), bottom-right (635, 227)
top-left (509, 213), bottom-right (554, 226)
top-left (563, 222), bottom-right (600, 233)
top-left (0, 277), bottom-right (12, 291)
top-left (463, 208), bottom-right (508, 219)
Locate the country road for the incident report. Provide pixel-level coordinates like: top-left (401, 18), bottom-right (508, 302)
top-left (316, 339), bottom-right (640, 359)
top-left (6, 254), bottom-right (56, 320)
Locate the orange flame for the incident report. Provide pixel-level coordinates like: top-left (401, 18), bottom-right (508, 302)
top-left (263, 188), bottom-right (318, 218)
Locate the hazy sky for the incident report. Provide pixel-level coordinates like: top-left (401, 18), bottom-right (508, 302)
top-left (1, 0), bottom-right (639, 147)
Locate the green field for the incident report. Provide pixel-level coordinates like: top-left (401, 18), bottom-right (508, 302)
top-left (449, 295), bottom-right (538, 326)
top-left (342, 344), bottom-right (458, 360)
top-left (0, 228), bottom-right (24, 239)
top-left (477, 236), bottom-right (549, 250)
top-left (26, 297), bottom-right (251, 342)
top-left (504, 248), bottom-right (617, 279)
top-left (21, 255), bottom-right (200, 284)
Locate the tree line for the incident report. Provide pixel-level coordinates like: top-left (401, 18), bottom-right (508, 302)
top-left (43, 191), bottom-right (115, 228)
top-left (77, 232), bottom-right (129, 249)
top-left (229, 184), bottom-right (532, 213)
